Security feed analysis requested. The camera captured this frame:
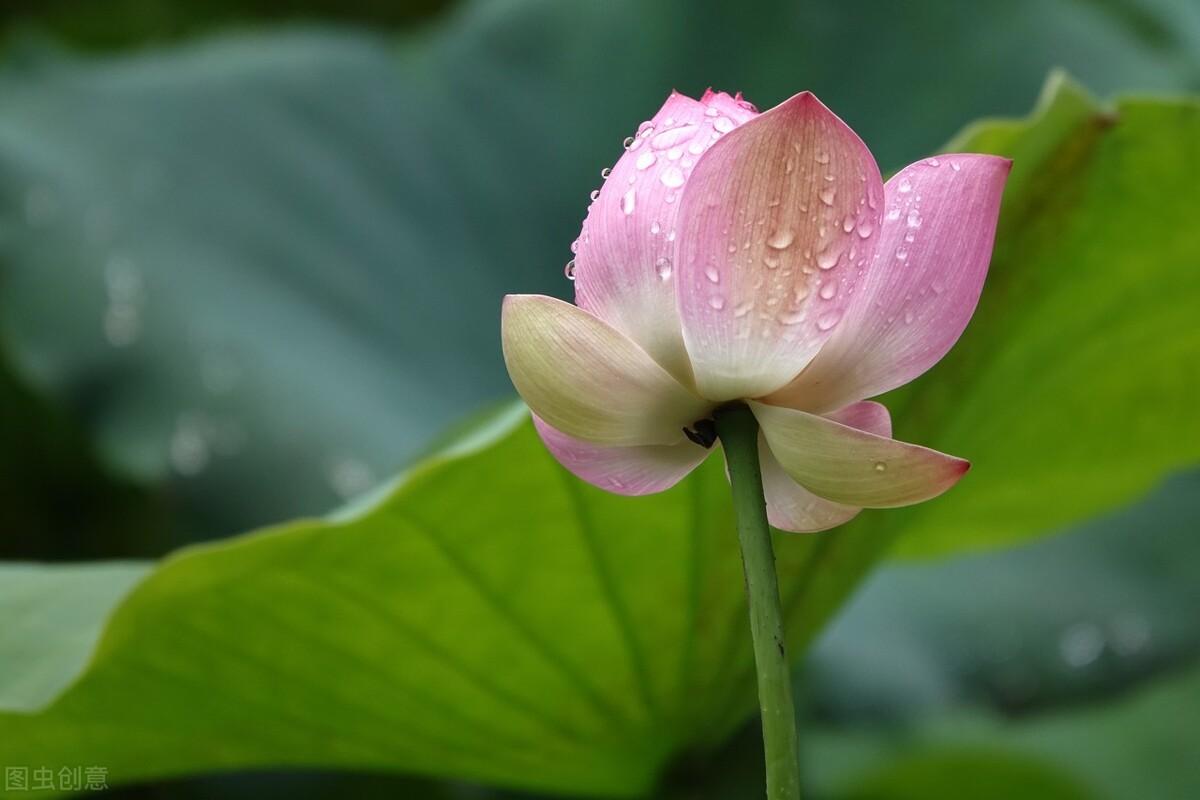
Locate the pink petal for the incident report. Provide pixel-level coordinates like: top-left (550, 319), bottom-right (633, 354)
top-left (674, 91), bottom-right (884, 401)
top-left (759, 400), bottom-right (890, 531)
top-left (501, 294), bottom-right (712, 446)
top-left (574, 90), bottom-right (757, 383)
top-left (769, 154), bottom-right (1011, 412)
top-left (750, 400), bottom-right (969, 508)
top-left (533, 414), bottom-right (709, 495)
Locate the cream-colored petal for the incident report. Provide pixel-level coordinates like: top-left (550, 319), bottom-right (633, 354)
top-left (501, 295), bottom-right (711, 445)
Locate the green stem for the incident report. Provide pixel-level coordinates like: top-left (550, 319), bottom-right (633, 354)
top-left (713, 403), bottom-right (801, 800)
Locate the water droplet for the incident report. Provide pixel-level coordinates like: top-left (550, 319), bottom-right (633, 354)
top-left (652, 123), bottom-right (699, 149)
top-left (570, 239), bottom-right (580, 254)
top-left (819, 282), bottom-right (836, 300)
top-left (819, 187), bottom-right (836, 206)
top-left (1059, 622), bottom-right (1105, 669)
top-left (777, 309), bottom-right (806, 325)
top-left (895, 246), bottom-right (908, 261)
top-left (667, 230), bottom-right (676, 242)
top-left (785, 158), bottom-right (794, 174)
top-left (714, 116), bottom-right (735, 133)
top-left (704, 265), bottom-right (721, 283)
top-left (767, 229), bottom-right (795, 249)
top-left (564, 259), bottom-right (577, 280)
top-left (589, 189), bottom-right (601, 202)
top-left (668, 147), bottom-right (683, 161)
top-left (815, 149), bottom-right (830, 164)
top-left (886, 207), bottom-right (901, 221)
top-left (931, 279), bottom-right (945, 294)
top-left (705, 106), bottom-right (719, 117)
top-left (842, 215), bottom-right (855, 233)
top-left (873, 461), bottom-right (887, 472)
top-left (600, 167), bottom-right (612, 179)
top-left (637, 121), bottom-right (655, 137)
top-left (816, 309), bottom-right (842, 331)
top-left (622, 189), bottom-right (637, 215)
top-left (170, 414), bottom-right (210, 476)
top-left (665, 192), bottom-right (677, 204)
top-left (763, 252), bottom-right (781, 269)
top-left (898, 178), bottom-right (913, 193)
top-left (816, 247), bottom-right (840, 270)
top-left (708, 295), bottom-right (726, 310)
top-left (636, 150), bottom-right (657, 170)
top-left (660, 167), bottom-right (685, 188)
top-left (904, 231), bottom-right (915, 243)
top-left (906, 209), bottom-right (922, 229)
top-left (329, 455), bottom-right (375, 500)
top-left (951, 161), bottom-right (961, 172)
top-left (856, 220), bottom-right (874, 238)
top-left (928, 157), bottom-right (940, 167)
top-left (733, 301), bottom-right (753, 318)
top-left (655, 257), bottom-right (673, 281)
top-left (689, 139), bottom-right (707, 155)
top-left (623, 136), bottom-right (636, 149)
top-left (650, 221), bottom-right (661, 235)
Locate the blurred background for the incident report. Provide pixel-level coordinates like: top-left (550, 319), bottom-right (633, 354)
top-left (0, 0), bottom-right (1197, 798)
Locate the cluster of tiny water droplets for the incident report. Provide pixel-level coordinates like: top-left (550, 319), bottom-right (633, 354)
top-left (567, 103), bottom-right (745, 284)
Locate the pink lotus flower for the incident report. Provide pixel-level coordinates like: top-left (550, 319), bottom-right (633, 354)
top-left (502, 89), bottom-right (1009, 532)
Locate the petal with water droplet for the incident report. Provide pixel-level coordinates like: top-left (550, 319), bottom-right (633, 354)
top-left (750, 400), bottom-right (969, 507)
top-left (770, 154), bottom-right (1010, 412)
top-left (675, 91), bottom-right (884, 401)
top-left (502, 295), bottom-right (711, 445)
top-left (533, 414), bottom-right (709, 495)
top-left (573, 90), bottom-right (756, 384)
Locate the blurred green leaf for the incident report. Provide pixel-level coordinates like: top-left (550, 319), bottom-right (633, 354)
top-left (0, 406), bottom-right (833, 796)
top-left (809, 663), bottom-right (1200, 800)
top-left (810, 469), bottom-right (1200, 720)
top-left (837, 751), bottom-right (1092, 800)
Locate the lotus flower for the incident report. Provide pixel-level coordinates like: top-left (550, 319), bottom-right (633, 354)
top-left (502, 89), bottom-right (1009, 532)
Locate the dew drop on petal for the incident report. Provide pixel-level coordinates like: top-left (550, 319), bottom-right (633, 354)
top-left (650, 221), bottom-right (661, 235)
top-left (907, 209), bottom-right (923, 228)
top-left (714, 116), bottom-right (735, 133)
top-left (766, 228), bottom-right (795, 249)
top-left (856, 220), bottom-right (874, 238)
top-left (895, 246), bottom-right (908, 261)
top-left (842, 215), bottom-right (855, 233)
top-left (623, 136), bottom-right (636, 150)
top-left (931, 279), bottom-right (945, 294)
top-left (652, 123), bottom-right (699, 149)
top-left (816, 247), bottom-right (840, 270)
top-left (777, 309), bottom-right (806, 325)
top-left (819, 187), bottom-right (836, 206)
top-left (733, 301), bottom-right (753, 318)
top-left (704, 265), bottom-right (721, 283)
top-left (656, 257), bottom-right (673, 281)
top-left (589, 189), bottom-right (601, 202)
top-left (622, 189), bottom-right (636, 215)
top-left (660, 166), bottom-right (685, 188)
top-left (816, 309), bottom-right (842, 331)
top-left (815, 149), bottom-right (830, 164)
top-left (636, 150), bottom-right (657, 170)
top-left (564, 259), bottom-right (577, 280)
top-left (763, 252), bottom-right (781, 269)
top-left (819, 282), bottom-right (836, 300)
top-left (898, 178), bottom-right (913, 193)
top-left (927, 157), bottom-right (941, 167)
top-left (600, 167), bottom-right (612, 179)
top-left (709, 295), bottom-right (726, 310)
top-left (951, 160), bottom-right (961, 172)
top-left (886, 207), bottom-right (901, 221)
top-left (873, 461), bottom-right (887, 472)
